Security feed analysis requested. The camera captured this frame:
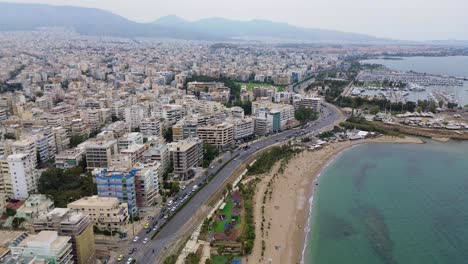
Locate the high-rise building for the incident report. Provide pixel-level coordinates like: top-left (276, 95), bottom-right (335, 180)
top-left (7, 153), bottom-right (38, 199)
top-left (33, 208), bottom-right (96, 264)
top-left (84, 139), bottom-right (118, 170)
top-left (140, 117), bottom-right (161, 138)
top-left (169, 138), bottom-right (203, 180)
top-left (94, 168), bottom-right (138, 216)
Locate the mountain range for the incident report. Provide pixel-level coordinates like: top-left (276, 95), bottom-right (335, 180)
top-left (0, 2), bottom-right (384, 43)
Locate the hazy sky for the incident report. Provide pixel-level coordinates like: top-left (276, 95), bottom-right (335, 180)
top-left (4, 0), bottom-right (468, 41)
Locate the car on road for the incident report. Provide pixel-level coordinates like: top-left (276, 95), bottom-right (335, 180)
top-left (171, 207), bottom-right (176, 212)
top-left (132, 236), bottom-right (139, 242)
top-left (143, 238), bottom-right (149, 244)
top-left (117, 254), bottom-right (124, 262)
top-left (152, 226), bottom-right (158, 231)
top-left (181, 185), bottom-right (186, 190)
top-left (167, 200), bottom-right (173, 206)
top-left (126, 258), bottom-right (135, 264)
top-left (164, 215), bottom-right (168, 219)
top-left (210, 165), bottom-right (214, 169)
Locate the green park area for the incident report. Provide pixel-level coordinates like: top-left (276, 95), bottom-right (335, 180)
top-left (213, 200), bottom-right (234, 232)
top-left (235, 82), bottom-right (285, 92)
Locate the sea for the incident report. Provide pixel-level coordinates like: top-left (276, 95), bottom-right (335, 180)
top-left (304, 141), bottom-right (468, 264)
top-left (302, 56), bottom-right (468, 264)
top-left (361, 56), bottom-right (468, 105)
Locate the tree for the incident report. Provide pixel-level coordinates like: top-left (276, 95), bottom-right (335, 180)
top-left (70, 135), bottom-right (85, 147)
top-left (163, 255), bottom-right (177, 264)
top-left (164, 127), bottom-right (173, 143)
top-left (295, 107), bottom-right (319, 125)
top-left (185, 253), bottom-right (200, 264)
top-left (202, 143), bottom-right (219, 168)
top-left (4, 133), bottom-right (16, 140)
top-left (38, 166), bottom-right (96, 207)
top-left (205, 258), bottom-right (213, 264)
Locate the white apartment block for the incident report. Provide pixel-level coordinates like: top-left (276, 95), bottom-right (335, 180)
top-left (140, 117), bottom-right (162, 137)
top-left (143, 143), bottom-right (170, 173)
top-left (9, 231), bottom-right (73, 264)
top-left (299, 96), bottom-right (322, 112)
top-left (161, 104), bottom-right (184, 126)
top-left (230, 117), bottom-right (255, 140)
top-left (124, 105), bottom-right (146, 129)
top-left (7, 153), bottom-right (39, 199)
top-left (118, 132), bottom-right (143, 150)
top-left (67, 196), bottom-right (129, 232)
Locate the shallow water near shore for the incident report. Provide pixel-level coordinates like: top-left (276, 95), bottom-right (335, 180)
top-left (305, 141), bottom-right (468, 264)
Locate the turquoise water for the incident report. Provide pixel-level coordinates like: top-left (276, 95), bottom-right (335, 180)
top-left (305, 141), bottom-right (468, 264)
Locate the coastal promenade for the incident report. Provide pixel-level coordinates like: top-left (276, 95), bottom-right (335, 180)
top-left (120, 102), bottom-right (344, 263)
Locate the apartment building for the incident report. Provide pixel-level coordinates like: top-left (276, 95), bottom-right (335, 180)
top-left (161, 104), bottom-right (184, 126)
top-left (7, 153), bottom-right (38, 199)
top-left (143, 143), bottom-right (170, 173)
top-left (16, 194), bottom-right (55, 220)
top-left (117, 132), bottom-right (143, 150)
top-left (102, 121), bottom-right (130, 139)
top-left (11, 138), bottom-right (37, 167)
top-left (124, 105), bottom-right (146, 129)
top-left (118, 144), bottom-right (146, 166)
top-left (140, 117), bottom-right (161, 137)
top-left (67, 196), bottom-right (129, 232)
top-left (33, 208), bottom-right (96, 264)
top-left (230, 117), bottom-right (255, 140)
top-left (52, 127), bottom-right (70, 153)
top-left (8, 231), bottom-right (73, 264)
top-left (169, 137), bottom-right (203, 180)
top-left (84, 139), bottom-right (118, 170)
top-left (94, 168), bottom-right (138, 216)
top-left (196, 122), bottom-right (234, 148)
top-left (298, 96), bottom-right (322, 112)
top-left (172, 118), bottom-right (198, 142)
top-left (133, 164), bottom-right (158, 208)
top-left (55, 148), bottom-right (86, 169)
top-left (0, 155), bottom-right (12, 197)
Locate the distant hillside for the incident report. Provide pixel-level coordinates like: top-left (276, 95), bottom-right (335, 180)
top-left (0, 3), bottom-right (218, 40)
top-left (153, 16), bottom-right (383, 43)
top-left (0, 3), bottom-right (383, 42)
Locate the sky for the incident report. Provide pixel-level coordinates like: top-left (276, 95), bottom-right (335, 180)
top-left (3, 0), bottom-right (468, 41)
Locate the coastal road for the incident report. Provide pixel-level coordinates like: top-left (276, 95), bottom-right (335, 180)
top-left (120, 102), bottom-right (344, 263)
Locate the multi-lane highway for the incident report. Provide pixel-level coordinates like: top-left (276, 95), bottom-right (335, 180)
top-left (117, 102), bottom-right (343, 263)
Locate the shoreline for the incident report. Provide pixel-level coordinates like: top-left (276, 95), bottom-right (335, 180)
top-left (244, 135), bottom-right (423, 264)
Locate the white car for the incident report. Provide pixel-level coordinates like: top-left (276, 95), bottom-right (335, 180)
top-left (167, 200), bottom-right (173, 206)
top-left (126, 258), bottom-right (134, 264)
top-left (143, 238), bottom-right (149, 244)
top-left (171, 207), bottom-right (176, 212)
top-left (152, 226), bottom-right (158, 231)
top-left (164, 215), bottom-right (168, 219)
top-left (132, 236), bottom-right (139, 242)
top-left (180, 185), bottom-right (186, 190)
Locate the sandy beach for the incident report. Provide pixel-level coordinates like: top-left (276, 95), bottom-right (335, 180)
top-left (243, 135), bottom-right (423, 264)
